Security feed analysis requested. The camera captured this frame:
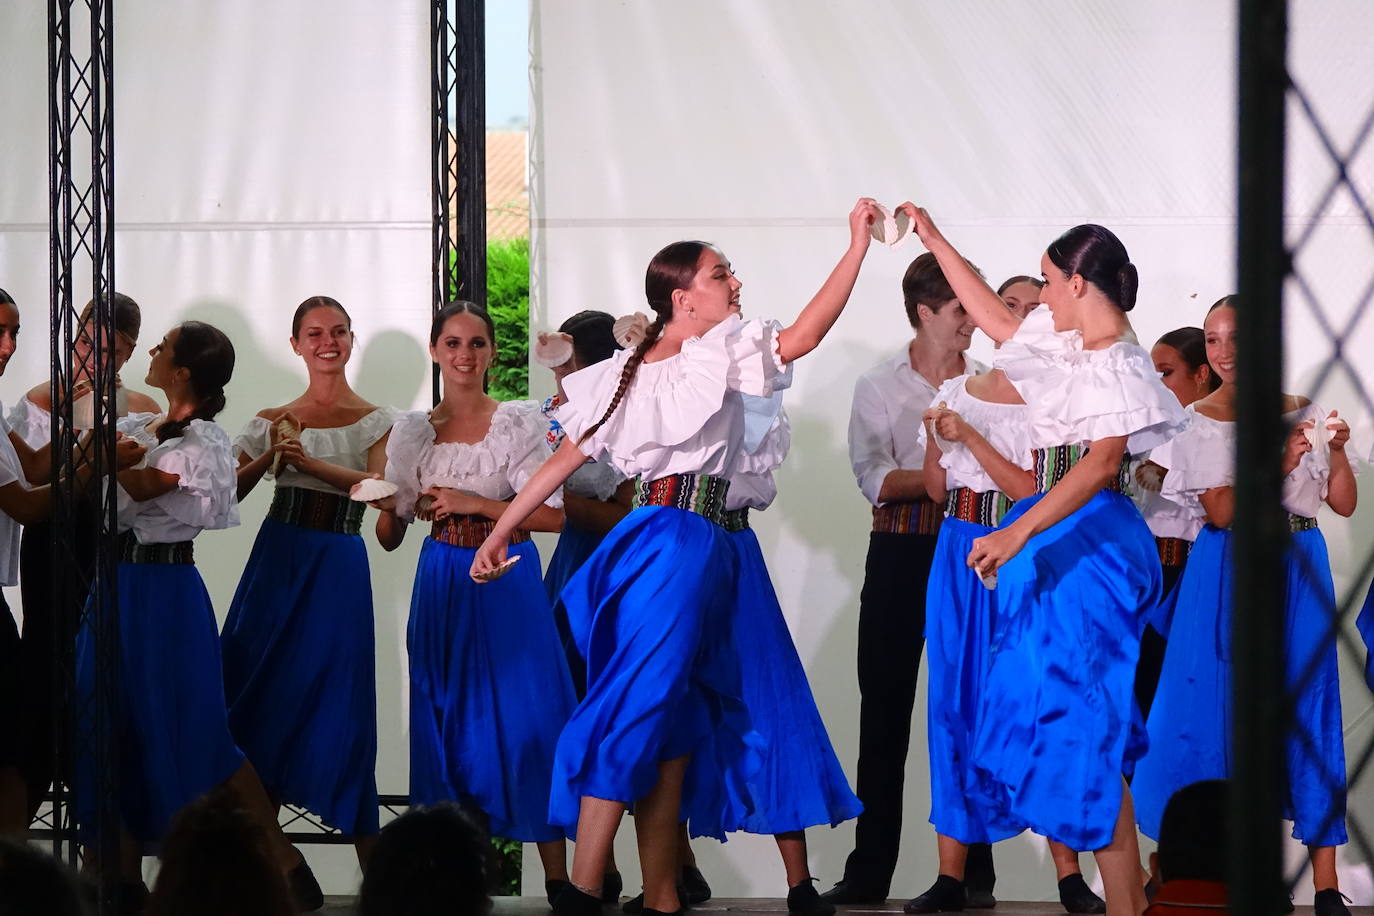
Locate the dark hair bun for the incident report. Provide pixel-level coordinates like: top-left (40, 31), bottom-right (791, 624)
top-left (1117, 262), bottom-right (1138, 312)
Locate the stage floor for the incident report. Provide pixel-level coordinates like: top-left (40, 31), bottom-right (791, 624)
top-left (318, 895), bottom-right (1364, 914)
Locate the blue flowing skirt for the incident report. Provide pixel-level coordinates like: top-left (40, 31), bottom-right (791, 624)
top-left (220, 519), bottom-right (379, 835)
top-left (1358, 578), bottom-right (1374, 694)
top-left (408, 537), bottom-right (574, 842)
top-left (1132, 525), bottom-right (1348, 845)
top-left (555, 506), bottom-right (761, 841)
top-left (971, 490), bottom-right (1159, 851)
top-left (728, 527), bottom-right (861, 834)
top-left (75, 563), bottom-right (245, 843)
top-left (544, 522), bottom-right (606, 697)
top-left (925, 517), bottom-right (1024, 844)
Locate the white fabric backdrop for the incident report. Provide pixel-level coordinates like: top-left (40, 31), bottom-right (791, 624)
top-left (1, 0), bottom-right (1372, 903)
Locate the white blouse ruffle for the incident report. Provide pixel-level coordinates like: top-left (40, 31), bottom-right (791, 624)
top-left (384, 399), bottom-right (562, 524)
top-left (0, 403), bottom-right (23, 585)
top-left (726, 404), bottom-right (792, 512)
top-left (916, 374), bottom-right (1032, 495)
top-left (234, 406), bottom-right (400, 496)
top-left (1128, 455), bottom-right (1203, 541)
top-left (116, 413), bottom-right (240, 543)
top-left (557, 315), bottom-right (791, 482)
top-left (5, 396), bottom-right (50, 451)
top-left (994, 305), bottom-right (1187, 454)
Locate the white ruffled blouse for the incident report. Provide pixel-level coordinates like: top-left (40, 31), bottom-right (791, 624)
top-left (0, 402), bottom-right (24, 585)
top-left (115, 413), bottom-right (240, 544)
top-left (234, 406), bottom-right (400, 496)
top-left (916, 374), bottom-right (1032, 495)
top-left (542, 396), bottom-right (625, 502)
top-left (1128, 454), bottom-right (1202, 542)
top-left (993, 305), bottom-right (1187, 454)
top-left (6, 396), bottom-right (50, 452)
top-left (1156, 402), bottom-right (1359, 521)
top-left (556, 314), bottom-right (792, 482)
top-left (726, 403), bottom-right (792, 512)
top-left (384, 399), bottom-right (563, 525)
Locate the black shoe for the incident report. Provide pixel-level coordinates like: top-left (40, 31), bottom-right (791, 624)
top-left (288, 857), bottom-right (324, 912)
top-left (964, 842), bottom-right (996, 908)
top-left (965, 886), bottom-right (996, 909)
top-left (788, 879), bottom-right (836, 916)
top-left (548, 880), bottom-right (573, 907)
top-left (624, 885), bottom-right (687, 914)
top-left (681, 865), bottom-right (711, 905)
top-left (556, 885), bottom-right (607, 916)
top-left (1314, 889), bottom-right (1352, 916)
top-left (1058, 875), bottom-right (1105, 914)
top-left (603, 871), bottom-right (625, 904)
top-left (820, 880), bottom-right (888, 906)
top-left (903, 875), bottom-right (965, 914)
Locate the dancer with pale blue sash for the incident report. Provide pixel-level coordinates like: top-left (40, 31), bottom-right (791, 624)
top-left (1131, 296), bottom-right (1358, 916)
top-left (907, 284), bottom-right (1105, 915)
top-left (222, 296), bottom-right (396, 862)
top-left (470, 199), bottom-right (881, 916)
top-left (371, 301), bottom-right (576, 899)
top-left (907, 208), bottom-right (1186, 915)
top-left (75, 321), bottom-right (322, 910)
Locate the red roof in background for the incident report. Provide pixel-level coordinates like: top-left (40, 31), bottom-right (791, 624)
top-left (484, 130), bottom-right (528, 240)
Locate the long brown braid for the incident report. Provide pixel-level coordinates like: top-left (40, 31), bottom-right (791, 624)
top-left (577, 240), bottom-right (711, 445)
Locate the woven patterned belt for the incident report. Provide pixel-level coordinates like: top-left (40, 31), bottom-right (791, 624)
top-left (1156, 536), bottom-right (1192, 568)
top-left (872, 498), bottom-right (942, 535)
top-left (1288, 513), bottom-right (1318, 533)
top-left (945, 487), bottom-right (1014, 528)
top-left (721, 508), bottom-right (751, 533)
top-left (267, 486), bottom-right (365, 535)
top-left (1033, 445), bottom-right (1130, 495)
top-left (632, 473), bottom-right (730, 527)
top-left (430, 514), bottom-right (530, 549)
top-left (119, 533), bottom-right (194, 565)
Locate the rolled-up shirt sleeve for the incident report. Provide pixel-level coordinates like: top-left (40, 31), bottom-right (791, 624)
top-left (848, 375), bottom-right (898, 507)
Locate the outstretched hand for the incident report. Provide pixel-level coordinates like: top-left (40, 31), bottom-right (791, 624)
top-left (470, 533), bottom-right (510, 583)
top-left (897, 202), bottom-right (945, 249)
top-left (848, 198), bottom-right (884, 251)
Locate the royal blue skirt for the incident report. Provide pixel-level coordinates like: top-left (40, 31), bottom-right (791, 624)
top-left (408, 537), bottom-right (574, 842)
top-left (220, 518), bottom-right (379, 835)
top-left (925, 517), bottom-right (1024, 845)
top-left (728, 526), bottom-right (861, 834)
top-left (971, 489), bottom-right (1159, 851)
top-left (555, 505), bottom-right (760, 841)
top-left (1358, 578), bottom-right (1374, 694)
top-left (544, 521), bottom-right (606, 697)
top-left (75, 562), bottom-right (245, 843)
top-left (1132, 525), bottom-right (1348, 845)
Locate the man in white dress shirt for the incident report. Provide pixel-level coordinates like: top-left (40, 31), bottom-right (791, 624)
top-left (825, 253), bottom-right (987, 905)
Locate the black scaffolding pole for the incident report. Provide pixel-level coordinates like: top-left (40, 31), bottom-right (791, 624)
top-left (1231, 0), bottom-right (1288, 910)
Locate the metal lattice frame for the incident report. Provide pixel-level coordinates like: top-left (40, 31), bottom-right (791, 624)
top-left (1234, 0), bottom-right (1374, 908)
top-left (432, 0), bottom-right (486, 406)
top-left (47, 0), bottom-right (121, 900)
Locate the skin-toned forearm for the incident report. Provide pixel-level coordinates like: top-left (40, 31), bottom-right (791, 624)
top-left (489, 439), bottom-right (588, 542)
top-left (1008, 438), bottom-right (1126, 540)
top-left (296, 458), bottom-right (373, 494)
top-left (776, 243), bottom-right (868, 363)
top-left (924, 236), bottom-right (1020, 343)
top-left (1325, 449), bottom-right (1357, 517)
top-left (962, 432), bottom-right (1036, 500)
top-left (463, 494), bottom-right (564, 533)
top-left (1200, 486), bottom-right (1235, 529)
top-left (0, 481), bottom-right (53, 526)
top-left (922, 442), bottom-right (948, 506)
top-left (236, 451), bottom-right (274, 501)
top-left (117, 466), bottom-right (180, 502)
top-left (876, 468), bottom-right (926, 504)
top-left (9, 431), bottom-right (52, 486)
top-left (564, 491), bottom-right (632, 536)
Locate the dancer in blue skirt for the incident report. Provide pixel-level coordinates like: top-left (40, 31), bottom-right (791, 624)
top-left (372, 301), bottom-right (576, 898)
top-left (906, 207), bottom-right (1187, 916)
top-left (77, 321), bottom-right (321, 909)
top-left (538, 311), bottom-right (631, 700)
top-left (222, 296), bottom-right (396, 864)
top-left (471, 198), bottom-right (881, 916)
top-left (908, 285), bottom-right (1105, 915)
top-left (1131, 296), bottom-right (1358, 916)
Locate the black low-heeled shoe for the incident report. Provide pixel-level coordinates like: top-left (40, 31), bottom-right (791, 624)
top-left (681, 865), bottom-right (711, 905)
top-left (602, 871), bottom-right (625, 903)
top-left (787, 878), bottom-right (835, 916)
top-left (819, 880), bottom-right (888, 905)
top-left (903, 875), bottom-right (966, 914)
top-left (554, 884), bottom-right (607, 916)
top-left (1058, 874), bottom-right (1106, 914)
top-left (1314, 889), bottom-right (1352, 916)
top-left (288, 857), bottom-right (325, 912)
top-left (624, 883), bottom-right (688, 914)
top-left (547, 879), bottom-right (573, 907)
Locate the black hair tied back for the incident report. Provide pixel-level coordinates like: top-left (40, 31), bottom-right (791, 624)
top-left (1117, 262), bottom-right (1139, 313)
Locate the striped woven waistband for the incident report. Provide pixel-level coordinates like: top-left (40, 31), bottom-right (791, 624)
top-left (721, 508), bottom-right (751, 533)
top-left (872, 498), bottom-right (942, 535)
top-left (945, 487), bottom-right (1014, 528)
top-left (430, 514), bottom-right (531, 549)
top-left (1288, 513), bottom-right (1318, 534)
top-left (119, 533), bottom-right (194, 566)
top-left (632, 474), bottom-right (730, 527)
top-left (1033, 445), bottom-right (1129, 495)
top-left (267, 487), bottom-right (365, 535)
top-left (1156, 536), bottom-right (1192, 568)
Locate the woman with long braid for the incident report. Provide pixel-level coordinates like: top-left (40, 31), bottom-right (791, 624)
top-left (471, 198), bottom-right (880, 916)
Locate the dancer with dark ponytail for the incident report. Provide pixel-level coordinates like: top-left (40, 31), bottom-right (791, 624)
top-left (1133, 296), bottom-right (1357, 916)
top-left (472, 198), bottom-right (881, 916)
top-left (906, 209), bottom-right (1186, 916)
top-left (221, 296), bottom-right (397, 864)
top-left (76, 321), bottom-right (322, 910)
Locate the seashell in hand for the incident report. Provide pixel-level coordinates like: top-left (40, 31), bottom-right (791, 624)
top-left (868, 203), bottom-right (912, 249)
top-left (271, 416), bottom-right (301, 476)
top-left (474, 554), bottom-right (521, 582)
top-left (977, 568), bottom-right (998, 590)
top-left (534, 331), bottom-right (575, 369)
top-left (613, 312), bottom-right (650, 349)
top-left (350, 478), bottom-right (399, 502)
